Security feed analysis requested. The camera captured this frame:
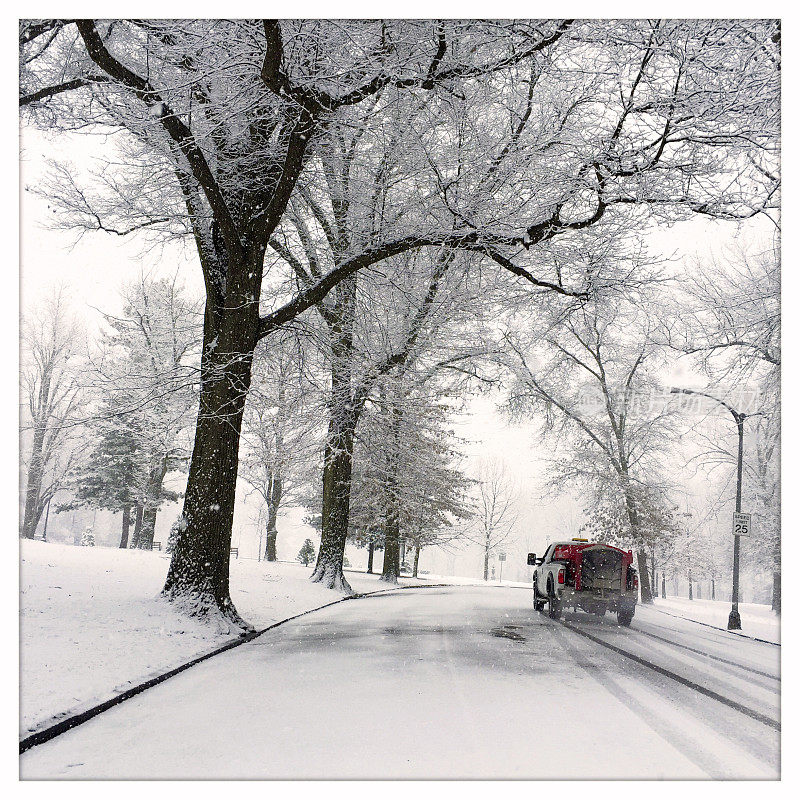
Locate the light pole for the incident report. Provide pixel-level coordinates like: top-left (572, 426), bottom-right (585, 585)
top-left (670, 388), bottom-right (752, 630)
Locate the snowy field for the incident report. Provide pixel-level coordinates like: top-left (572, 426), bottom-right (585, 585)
top-left (19, 539), bottom-right (430, 736)
top-left (652, 596), bottom-right (779, 644)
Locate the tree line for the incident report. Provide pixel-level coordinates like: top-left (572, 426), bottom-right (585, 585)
top-left (20, 19), bottom-right (780, 626)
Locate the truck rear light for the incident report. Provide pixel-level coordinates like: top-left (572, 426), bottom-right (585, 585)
top-left (558, 569), bottom-right (565, 585)
top-left (633, 574), bottom-right (639, 589)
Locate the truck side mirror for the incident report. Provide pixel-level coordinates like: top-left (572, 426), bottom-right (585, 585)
top-left (527, 553), bottom-right (537, 566)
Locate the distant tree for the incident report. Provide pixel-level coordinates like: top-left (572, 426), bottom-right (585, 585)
top-left (240, 332), bottom-right (323, 561)
top-left (345, 376), bottom-right (474, 583)
top-left (503, 290), bottom-right (681, 602)
top-left (80, 526), bottom-right (95, 547)
top-left (463, 460), bottom-right (518, 582)
top-left (89, 276), bottom-right (201, 549)
top-left (672, 239), bottom-right (780, 612)
top-left (20, 290), bottom-right (83, 539)
top-left (297, 539), bottom-right (316, 567)
top-left (58, 396), bottom-right (148, 548)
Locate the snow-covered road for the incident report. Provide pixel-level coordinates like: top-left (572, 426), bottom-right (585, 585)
top-left (20, 587), bottom-right (779, 780)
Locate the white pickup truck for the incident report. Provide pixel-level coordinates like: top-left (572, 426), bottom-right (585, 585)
top-left (527, 539), bottom-right (638, 625)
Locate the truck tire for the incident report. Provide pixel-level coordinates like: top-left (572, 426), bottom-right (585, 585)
top-left (617, 607), bottom-right (634, 627)
top-left (533, 579), bottom-right (546, 612)
top-left (548, 580), bottom-right (562, 620)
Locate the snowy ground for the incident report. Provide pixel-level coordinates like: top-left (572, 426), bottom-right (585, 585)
top-left (21, 586), bottom-right (779, 779)
top-left (19, 539), bottom-right (431, 736)
top-left (652, 596), bottom-right (779, 644)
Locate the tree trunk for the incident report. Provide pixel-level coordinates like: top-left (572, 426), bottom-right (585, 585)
top-left (130, 503), bottom-right (144, 548)
top-left (119, 505), bottom-right (131, 549)
top-left (621, 473), bottom-right (653, 604)
top-left (265, 473), bottom-right (282, 561)
top-left (138, 458), bottom-right (169, 550)
top-left (311, 276), bottom-right (358, 593)
top-left (484, 546), bottom-right (490, 582)
top-left (636, 551), bottom-right (654, 603)
top-left (380, 402), bottom-right (402, 584)
top-left (367, 540), bottom-right (375, 574)
top-left (21, 425), bottom-right (47, 539)
top-left (772, 535), bottom-right (780, 614)
top-left (381, 515), bottom-right (401, 583)
top-left (162, 289), bottom-right (259, 628)
top-left (311, 423), bottom-right (356, 592)
top-left (413, 546), bottom-right (420, 578)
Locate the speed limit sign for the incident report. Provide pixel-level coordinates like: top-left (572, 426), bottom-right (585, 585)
top-left (733, 512), bottom-right (751, 537)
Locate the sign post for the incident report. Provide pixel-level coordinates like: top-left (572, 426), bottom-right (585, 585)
top-left (498, 552), bottom-right (506, 583)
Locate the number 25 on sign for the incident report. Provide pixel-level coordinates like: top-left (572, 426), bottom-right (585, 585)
top-left (733, 512), bottom-right (751, 537)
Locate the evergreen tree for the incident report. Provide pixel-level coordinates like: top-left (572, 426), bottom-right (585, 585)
top-left (80, 526), bottom-right (95, 547)
top-left (86, 276), bottom-right (201, 549)
top-left (348, 382), bottom-right (474, 582)
top-left (59, 397), bottom-right (148, 548)
top-left (166, 517), bottom-right (185, 554)
top-left (297, 539), bottom-right (316, 566)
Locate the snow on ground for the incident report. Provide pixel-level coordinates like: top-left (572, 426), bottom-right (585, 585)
top-left (19, 539), bottom-right (426, 736)
top-left (652, 595), bottom-right (779, 644)
top-left (21, 586), bottom-right (778, 779)
top-left (419, 572), bottom-right (529, 588)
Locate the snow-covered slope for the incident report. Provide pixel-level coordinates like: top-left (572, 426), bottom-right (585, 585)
top-left (652, 596), bottom-right (779, 643)
top-left (19, 539), bottom-right (419, 735)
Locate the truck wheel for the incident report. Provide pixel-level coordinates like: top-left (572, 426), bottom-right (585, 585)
top-left (617, 607), bottom-right (634, 627)
top-left (548, 582), bottom-right (562, 620)
top-left (533, 581), bottom-right (546, 612)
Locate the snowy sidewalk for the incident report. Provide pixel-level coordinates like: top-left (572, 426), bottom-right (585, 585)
top-left (19, 540), bottom-right (430, 736)
top-left (651, 596), bottom-right (779, 644)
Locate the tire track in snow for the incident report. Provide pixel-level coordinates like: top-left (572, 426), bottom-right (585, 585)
top-left (560, 620), bottom-right (780, 731)
top-left (550, 624), bottom-right (775, 779)
top-left (630, 623), bottom-right (780, 683)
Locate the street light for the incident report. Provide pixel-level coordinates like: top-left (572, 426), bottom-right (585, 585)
top-left (670, 388), bottom-right (754, 630)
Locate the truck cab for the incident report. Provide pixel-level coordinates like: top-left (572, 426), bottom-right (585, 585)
top-left (527, 539), bottom-right (638, 625)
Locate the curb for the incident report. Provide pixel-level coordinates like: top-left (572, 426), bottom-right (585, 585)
top-left (19, 582), bottom-right (452, 755)
top-left (649, 605), bottom-right (780, 646)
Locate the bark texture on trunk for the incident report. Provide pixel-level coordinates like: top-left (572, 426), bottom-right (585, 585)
top-left (119, 505), bottom-right (131, 549)
top-left (162, 293), bottom-right (258, 628)
top-left (311, 429), bottom-right (355, 592)
top-left (367, 540), bottom-right (375, 573)
top-left (636, 550), bottom-right (654, 603)
top-left (772, 536), bottom-right (781, 614)
top-left (380, 402), bottom-right (402, 584)
top-left (381, 517), bottom-right (400, 583)
top-left (21, 425), bottom-right (47, 539)
top-left (130, 503), bottom-right (144, 548)
top-left (265, 472), bottom-right (282, 561)
top-left (413, 546), bottom-right (420, 578)
top-left (138, 458), bottom-right (169, 549)
top-left (311, 274), bottom-right (357, 593)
